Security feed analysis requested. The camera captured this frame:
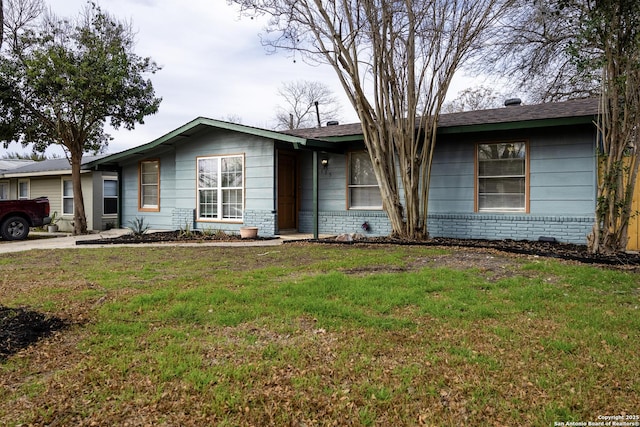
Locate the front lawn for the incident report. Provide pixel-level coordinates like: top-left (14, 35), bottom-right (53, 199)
top-left (0, 243), bottom-right (638, 426)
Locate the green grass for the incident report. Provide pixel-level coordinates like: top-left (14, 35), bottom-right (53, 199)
top-left (0, 244), bottom-right (638, 426)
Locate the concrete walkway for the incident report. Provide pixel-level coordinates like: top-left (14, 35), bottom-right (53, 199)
top-left (0, 229), bottom-right (303, 254)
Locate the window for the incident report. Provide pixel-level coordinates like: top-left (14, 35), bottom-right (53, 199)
top-left (197, 155), bottom-right (244, 221)
top-left (18, 179), bottom-right (29, 200)
top-left (139, 160), bottom-right (159, 211)
top-left (477, 142), bottom-right (527, 212)
top-left (0, 182), bottom-right (8, 200)
top-left (348, 151), bottom-right (382, 209)
top-left (63, 179), bottom-right (74, 215)
top-left (103, 179), bottom-right (118, 215)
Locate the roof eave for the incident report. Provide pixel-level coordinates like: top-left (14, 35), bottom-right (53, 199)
top-left (437, 116), bottom-right (596, 135)
top-left (87, 117), bottom-right (327, 168)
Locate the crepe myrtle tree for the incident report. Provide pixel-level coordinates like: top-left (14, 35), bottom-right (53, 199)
top-left (230, 0), bottom-right (511, 239)
top-left (0, 2), bottom-right (161, 234)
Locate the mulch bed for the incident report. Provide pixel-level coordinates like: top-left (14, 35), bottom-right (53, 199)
top-left (324, 236), bottom-right (640, 266)
top-left (0, 306), bottom-right (68, 361)
top-left (76, 230), bottom-right (276, 245)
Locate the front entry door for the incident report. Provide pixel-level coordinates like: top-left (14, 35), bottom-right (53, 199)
top-left (278, 151), bottom-right (298, 230)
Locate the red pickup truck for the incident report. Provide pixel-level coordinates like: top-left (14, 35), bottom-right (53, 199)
top-left (0, 197), bottom-right (51, 240)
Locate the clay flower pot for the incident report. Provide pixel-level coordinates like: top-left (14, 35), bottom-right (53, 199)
top-left (240, 226), bottom-right (258, 239)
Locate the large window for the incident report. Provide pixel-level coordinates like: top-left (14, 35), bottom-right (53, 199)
top-left (197, 155), bottom-right (244, 221)
top-left (18, 179), bottom-right (29, 200)
top-left (477, 142), bottom-right (527, 212)
top-left (139, 160), bottom-right (159, 211)
top-left (103, 179), bottom-right (118, 215)
top-left (63, 179), bottom-right (74, 215)
top-left (348, 151), bottom-right (382, 209)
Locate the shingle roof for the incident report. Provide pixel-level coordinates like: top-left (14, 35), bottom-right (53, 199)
top-left (0, 159), bottom-right (35, 173)
top-left (281, 97), bottom-right (599, 139)
top-left (2, 155), bottom-right (106, 175)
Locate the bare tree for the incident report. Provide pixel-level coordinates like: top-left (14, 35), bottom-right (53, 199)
top-left (473, 0), bottom-right (598, 102)
top-left (442, 86), bottom-right (505, 113)
top-left (231, 0), bottom-right (510, 239)
top-left (274, 80), bottom-right (341, 129)
top-left (478, 0), bottom-right (640, 253)
top-left (1, 0), bottom-right (43, 53)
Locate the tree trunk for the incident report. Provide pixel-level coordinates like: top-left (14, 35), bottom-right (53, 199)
top-left (69, 150), bottom-right (88, 235)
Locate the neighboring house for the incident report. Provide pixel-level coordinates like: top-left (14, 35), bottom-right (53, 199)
top-left (0, 156), bottom-right (119, 232)
top-left (0, 160), bottom-right (36, 200)
top-left (89, 97), bottom-right (603, 245)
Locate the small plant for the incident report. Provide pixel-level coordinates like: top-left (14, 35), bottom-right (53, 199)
top-left (50, 211), bottom-right (61, 225)
top-left (179, 221), bottom-right (193, 238)
top-left (128, 217), bottom-right (150, 238)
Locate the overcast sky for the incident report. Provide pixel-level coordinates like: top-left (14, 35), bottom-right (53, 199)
top-left (4, 0), bottom-right (481, 157)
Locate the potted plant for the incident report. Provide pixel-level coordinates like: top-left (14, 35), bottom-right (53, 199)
top-left (48, 211), bottom-right (61, 233)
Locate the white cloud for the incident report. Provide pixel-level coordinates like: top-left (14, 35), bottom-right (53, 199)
top-left (3, 0), bottom-right (483, 157)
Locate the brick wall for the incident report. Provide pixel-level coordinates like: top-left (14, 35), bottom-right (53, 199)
top-left (299, 210), bottom-right (593, 244)
top-left (243, 210), bottom-right (277, 237)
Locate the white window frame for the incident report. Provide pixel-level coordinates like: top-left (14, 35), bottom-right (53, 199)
top-left (196, 155), bottom-right (244, 222)
top-left (348, 151), bottom-right (382, 210)
top-left (0, 181), bottom-right (9, 200)
top-left (18, 179), bottom-right (29, 200)
top-left (103, 179), bottom-right (118, 216)
top-left (476, 142), bottom-right (528, 213)
top-left (139, 160), bottom-right (160, 211)
top-left (62, 178), bottom-right (74, 215)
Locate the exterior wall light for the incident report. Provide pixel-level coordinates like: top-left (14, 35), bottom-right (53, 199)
top-left (321, 158), bottom-right (329, 168)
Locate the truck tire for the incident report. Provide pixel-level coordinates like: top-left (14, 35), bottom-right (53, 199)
top-left (1, 216), bottom-right (30, 240)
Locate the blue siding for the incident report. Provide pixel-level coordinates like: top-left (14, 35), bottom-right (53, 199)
top-left (298, 124), bottom-right (597, 244)
top-left (119, 127), bottom-right (275, 233)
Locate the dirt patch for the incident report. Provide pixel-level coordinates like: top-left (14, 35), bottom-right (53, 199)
top-left (0, 306), bottom-right (68, 361)
top-left (76, 230), bottom-right (276, 245)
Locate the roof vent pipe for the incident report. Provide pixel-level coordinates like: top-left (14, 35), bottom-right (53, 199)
top-left (504, 98), bottom-right (522, 107)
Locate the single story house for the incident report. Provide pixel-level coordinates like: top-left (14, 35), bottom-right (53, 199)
top-left (0, 156), bottom-right (119, 232)
top-left (88, 97), bottom-right (604, 246)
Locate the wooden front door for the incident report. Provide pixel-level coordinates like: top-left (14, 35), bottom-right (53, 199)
top-left (278, 151), bottom-right (297, 230)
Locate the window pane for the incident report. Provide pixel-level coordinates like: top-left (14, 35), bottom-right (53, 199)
top-left (104, 180), bottom-right (118, 197)
top-left (63, 180), bottom-right (73, 197)
top-left (0, 183), bottom-right (8, 200)
top-left (350, 187), bottom-right (383, 209)
top-left (199, 189), bottom-right (217, 218)
top-left (479, 159), bottom-right (525, 176)
top-left (104, 199), bottom-right (118, 215)
top-left (222, 189), bottom-right (242, 219)
top-left (142, 161), bottom-right (158, 174)
top-left (198, 158), bottom-right (218, 188)
top-left (18, 181), bottom-right (29, 199)
top-left (350, 152), bottom-right (378, 185)
top-left (222, 157), bottom-right (242, 188)
top-left (63, 198), bottom-right (74, 214)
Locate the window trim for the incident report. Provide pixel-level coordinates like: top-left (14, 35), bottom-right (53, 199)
top-left (347, 151), bottom-right (383, 210)
top-left (62, 178), bottom-right (74, 215)
top-left (196, 154), bottom-right (245, 223)
top-left (138, 159), bottom-right (160, 212)
top-left (103, 178), bottom-right (118, 216)
top-left (18, 179), bottom-right (29, 200)
top-left (475, 141), bottom-right (530, 213)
